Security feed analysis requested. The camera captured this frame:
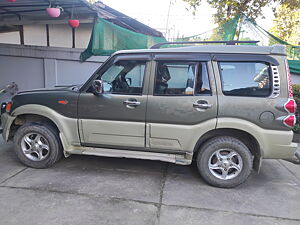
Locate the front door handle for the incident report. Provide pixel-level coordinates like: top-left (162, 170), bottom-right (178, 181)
top-left (123, 99), bottom-right (141, 109)
top-left (193, 100), bottom-right (212, 110)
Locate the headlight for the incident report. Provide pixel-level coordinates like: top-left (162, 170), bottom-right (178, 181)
top-left (1, 103), bottom-right (6, 115)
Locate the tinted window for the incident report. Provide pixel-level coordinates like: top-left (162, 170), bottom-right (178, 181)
top-left (154, 62), bottom-right (211, 95)
top-left (219, 62), bottom-right (271, 97)
top-left (98, 60), bottom-right (145, 95)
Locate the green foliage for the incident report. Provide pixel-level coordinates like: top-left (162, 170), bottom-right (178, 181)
top-left (269, 4), bottom-right (300, 46)
top-left (293, 84), bottom-right (300, 131)
top-left (292, 84), bottom-right (300, 107)
top-left (183, 0), bottom-right (300, 25)
top-left (293, 124), bottom-right (300, 133)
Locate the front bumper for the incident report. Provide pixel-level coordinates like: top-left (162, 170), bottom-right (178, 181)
top-left (1, 113), bottom-right (16, 141)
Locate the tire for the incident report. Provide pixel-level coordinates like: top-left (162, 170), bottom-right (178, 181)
top-left (196, 136), bottom-right (253, 188)
top-left (13, 122), bottom-right (63, 168)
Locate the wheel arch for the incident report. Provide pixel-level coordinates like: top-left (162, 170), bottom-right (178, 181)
top-left (8, 114), bottom-right (60, 141)
top-left (8, 104), bottom-right (80, 148)
top-left (193, 128), bottom-right (262, 171)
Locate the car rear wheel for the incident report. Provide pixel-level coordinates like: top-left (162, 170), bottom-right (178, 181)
top-left (196, 136), bottom-right (253, 188)
top-left (13, 122), bottom-right (63, 168)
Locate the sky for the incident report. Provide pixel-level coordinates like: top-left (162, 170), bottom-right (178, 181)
top-left (101, 0), bottom-right (275, 40)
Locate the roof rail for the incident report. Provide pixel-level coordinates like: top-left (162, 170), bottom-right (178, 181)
top-left (150, 41), bottom-right (259, 49)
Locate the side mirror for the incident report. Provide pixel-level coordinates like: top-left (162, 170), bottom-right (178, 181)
top-left (92, 80), bottom-right (103, 95)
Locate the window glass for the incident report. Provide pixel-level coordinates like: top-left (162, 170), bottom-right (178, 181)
top-left (195, 63), bottom-right (211, 95)
top-left (154, 62), bottom-right (210, 95)
top-left (99, 60), bottom-right (145, 95)
top-left (219, 62), bottom-right (271, 97)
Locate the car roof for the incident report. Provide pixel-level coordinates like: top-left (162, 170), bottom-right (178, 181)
top-left (115, 44), bottom-right (286, 56)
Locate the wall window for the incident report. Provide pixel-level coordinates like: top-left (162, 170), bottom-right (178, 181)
top-left (99, 60), bottom-right (145, 95)
top-left (154, 62), bottom-right (211, 95)
top-left (219, 62), bottom-right (271, 97)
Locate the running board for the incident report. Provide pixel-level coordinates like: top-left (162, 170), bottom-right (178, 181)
top-left (66, 147), bottom-right (192, 165)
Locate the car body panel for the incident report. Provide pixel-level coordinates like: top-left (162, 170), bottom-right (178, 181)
top-left (10, 88), bottom-right (79, 119)
top-left (146, 118), bottom-right (217, 152)
top-left (213, 55), bottom-right (290, 131)
top-left (217, 117), bottom-right (296, 159)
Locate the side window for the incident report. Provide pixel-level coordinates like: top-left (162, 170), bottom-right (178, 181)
top-left (98, 60), bottom-right (146, 95)
top-left (154, 62), bottom-right (211, 95)
top-left (195, 63), bottom-right (211, 95)
top-left (219, 62), bottom-right (272, 97)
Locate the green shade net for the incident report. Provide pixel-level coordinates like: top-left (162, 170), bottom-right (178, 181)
top-left (80, 18), bottom-right (167, 61)
top-left (289, 60), bottom-right (300, 74)
top-left (176, 14), bottom-right (300, 74)
top-left (177, 15), bottom-right (240, 42)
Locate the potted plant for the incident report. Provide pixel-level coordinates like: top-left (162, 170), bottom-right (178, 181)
top-left (46, 1), bottom-right (63, 18)
top-left (68, 19), bottom-right (80, 28)
top-left (68, 5), bottom-right (80, 28)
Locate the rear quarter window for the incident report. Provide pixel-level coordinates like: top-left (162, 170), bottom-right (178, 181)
top-left (219, 62), bottom-right (272, 97)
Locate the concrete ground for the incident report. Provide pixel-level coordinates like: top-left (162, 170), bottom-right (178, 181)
top-left (0, 137), bottom-right (300, 225)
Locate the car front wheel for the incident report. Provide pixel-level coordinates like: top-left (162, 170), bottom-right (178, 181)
top-left (13, 122), bottom-right (63, 168)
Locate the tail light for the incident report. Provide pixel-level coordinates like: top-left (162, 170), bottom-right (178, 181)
top-left (285, 59), bottom-right (293, 98)
top-left (283, 115), bottom-right (296, 128)
top-left (282, 61), bottom-right (297, 128)
top-left (283, 98), bottom-right (297, 128)
top-left (5, 102), bottom-right (12, 113)
top-left (284, 99), bottom-right (297, 114)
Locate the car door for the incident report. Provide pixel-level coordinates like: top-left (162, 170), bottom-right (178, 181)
top-left (145, 54), bottom-right (218, 152)
top-left (78, 54), bottom-right (151, 149)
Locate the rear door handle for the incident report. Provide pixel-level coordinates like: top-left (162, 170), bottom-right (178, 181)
top-left (123, 99), bottom-right (141, 109)
top-left (193, 101), bottom-right (212, 110)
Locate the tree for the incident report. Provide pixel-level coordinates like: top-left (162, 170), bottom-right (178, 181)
top-left (183, 0), bottom-right (300, 24)
top-left (269, 5), bottom-right (300, 45)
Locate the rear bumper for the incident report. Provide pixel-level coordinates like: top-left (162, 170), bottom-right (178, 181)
top-left (256, 128), bottom-right (299, 161)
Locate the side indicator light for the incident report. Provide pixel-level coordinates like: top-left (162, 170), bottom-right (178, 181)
top-left (58, 100), bottom-right (68, 105)
top-left (6, 102), bottom-right (12, 113)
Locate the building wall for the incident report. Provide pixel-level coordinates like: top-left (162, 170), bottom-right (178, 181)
top-left (0, 44), bottom-right (108, 95)
top-left (24, 25), bottom-right (47, 46)
top-left (291, 73), bottom-right (300, 84)
top-left (0, 23), bottom-right (93, 49)
top-left (0, 31), bottom-right (20, 45)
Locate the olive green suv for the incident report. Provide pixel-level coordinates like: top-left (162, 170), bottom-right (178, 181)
top-left (1, 41), bottom-right (299, 188)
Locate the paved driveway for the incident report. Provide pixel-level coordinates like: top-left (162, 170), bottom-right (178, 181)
top-left (0, 137), bottom-right (300, 225)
